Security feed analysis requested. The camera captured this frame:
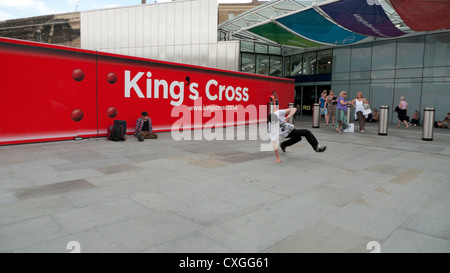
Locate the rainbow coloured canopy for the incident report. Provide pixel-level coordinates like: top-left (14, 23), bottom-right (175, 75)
top-left (218, 0), bottom-right (450, 49)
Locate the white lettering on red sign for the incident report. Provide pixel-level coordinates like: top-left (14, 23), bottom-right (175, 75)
top-left (124, 70), bottom-right (249, 106)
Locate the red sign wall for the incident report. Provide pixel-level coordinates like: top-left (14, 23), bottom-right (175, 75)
top-left (0, 37), bottom-right (294, 145)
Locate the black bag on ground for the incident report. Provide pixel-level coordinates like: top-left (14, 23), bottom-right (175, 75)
top-left (108, 120), bottom-right (127, 141)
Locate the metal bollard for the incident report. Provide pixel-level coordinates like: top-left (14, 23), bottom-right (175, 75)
top-left (422, 108), bottom-right (435, 141)
top-left (267, 102), bottom-right (274, 133)
top-left (378, 106), bottom-right (389, 135)
top-left (347, 104), bottom-right (352, 124)
top-left (312, 103), bottom-right (320, 128)
top-left (289, 103), bottom-right (294, 124)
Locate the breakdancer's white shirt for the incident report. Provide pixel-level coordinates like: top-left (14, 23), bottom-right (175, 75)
top-left (269, 109), bottom-right (294, 142)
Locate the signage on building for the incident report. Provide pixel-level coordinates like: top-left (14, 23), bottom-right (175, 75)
top-left (0, 37), bottom-right (294, 145)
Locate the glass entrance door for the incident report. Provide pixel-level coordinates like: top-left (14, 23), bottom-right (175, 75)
top-left (301, 86), bottom-right (316, 116)
top-left (297, 85), bottom-right (331, 116)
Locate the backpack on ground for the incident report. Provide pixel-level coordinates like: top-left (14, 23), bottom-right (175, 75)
top-left (108, 120), bottom-right (127, 141)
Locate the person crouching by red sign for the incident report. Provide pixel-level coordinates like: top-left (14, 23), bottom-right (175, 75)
top-left (135, 111), bottom-right (158, 142)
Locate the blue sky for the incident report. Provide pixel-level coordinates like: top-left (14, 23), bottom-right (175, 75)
top-left (0, 0), bottom-right (255, 21)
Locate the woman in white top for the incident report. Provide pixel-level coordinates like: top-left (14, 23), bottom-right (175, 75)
top-left (350, 92), bottom-right (370, 133)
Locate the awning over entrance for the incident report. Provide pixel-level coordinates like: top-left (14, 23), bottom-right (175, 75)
top-left (389, 0), bottom-right (450, 31)
top-left (319, 0), bottom-right (406, 38)
top-left (219, 0), bottom-right (450, 49)
top-left (276, 8), bottom-right (367, 45)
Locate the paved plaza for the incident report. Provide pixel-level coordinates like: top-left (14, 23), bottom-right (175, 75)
top-left (0, 118), bottom-right (449, 253)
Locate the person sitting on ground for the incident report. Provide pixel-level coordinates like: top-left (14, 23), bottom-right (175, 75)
top-left (371, 108), bottom-right (379, 122)
top-left (435, 112), bottom-right (450, 128)
top-left (410, 110), bottom-right (420, 126)
top-left (134, 111), bottom-right (158, 141)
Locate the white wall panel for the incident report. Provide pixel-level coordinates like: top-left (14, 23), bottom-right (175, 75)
top-left (226, 41), bottom-right (239, 71)
top-left (87, 12), bottom-right (95, 49)
top-left (217, 43), bottom-right (227, 69)
top-left (158, 4), bottom-right (167, 46)
top-left (94, 11), bottom-right (101, 49)
top-left (80, 1), bottom-right (237, 71)
top-left (191, 0), bottom-right (200, 46)
top-left (143, 6), bottom-right (151, 46)
top-left (107, 9), bottom-right (115, 49)
top-left (174, 45), bottom-right (183, 63)
top-left (199, 0), bottom-right (208, 44)
top-left (121, 9), bottom-right (129, 49)
top-left (80, 12), bottom-right (87, 49)
top-left (183, 45), bottom-right (191, 64)
top-left (191, 44), bottom-right (200, 66)
top-left (143, 47), bottom-right (151, 59)
top-left (151, 46), bottom-right (159, 60)
top-left (114, 9), bottom-right (122, 49)
top-left (135, 47), bottom-right (144, 58)
top-left (174, 3), bottom-right (183, 46)
top-left (166, 45), bottom-right (175, 62)
top-left (208, 0), bottom-right (218, 44)
top-left (182, 1), bottom-right (192, 45)
top-left (150, 5), bottom-right (159, 47)
top-left (135, 6), bottom-right (144, 47)
top-left (128, 8), bottom-right (136, 48)
top-left (199, 44), bottom-right (209, 67)
top-left (158, 46), bottom-right (167, 61)
top-left (208, 44), bottom-right (218, 69)
top-left (100, 10), bottom-right (108, 50)
top-left (166, 3), bottom-right (175, 46)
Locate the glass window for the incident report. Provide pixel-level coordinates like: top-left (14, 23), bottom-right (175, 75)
top-left (395, 68), bottom-right (423, 79)
top-left (421, 81), bottom-right (450, 121)
top-left (317, 49), bottom-right (332, 74)
top-left (396, 35), bottom-right (425, 68)
top-left (255, 43), bottom-right (268, 54)
top-left (370, 84), bottom-right (394, 122)
top-left (424, 33), bottom-right (450, 67)
top-left (269, 45), bottom-right (281, 55)
top-left (228, 12), bottom-right (235, 20)
top-left (302, 52), bottom-right (317, 75)
top-left (351, 43), bottom-right (372, 71)
top-left (241, 53), bottom-right (256, 74)
top-left (423, 67), bottom-right (449, 77)
top-left (256, 54), bottom-right (269, 75)
top-left (269, 56), bottom-right (282, 77)
top-left (350, 71), bottom-right (371, 80)
top-left (290, 54), bottom-right (302, 76)
top-left (371, 70), bottom-right (395, 79)
top-left (240, 41), bottom-right (254, 53)
top-left (332, 72), bottom-right (350, 81)
top-left (284, 56), bottom-right (291, 77)
top-left (333, 47), bottom-right (351, 73)
top-left (372, 40), bottom-right (396, 70)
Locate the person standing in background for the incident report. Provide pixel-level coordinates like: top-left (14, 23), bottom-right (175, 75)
top-left (269, 91), bottom-right (279, 112)
top-left (396, 96), bottom-right (409, 129)
top-left (326, 90), bottom-right (337, 126)
top-left (319, 90), bottom-right (328, 124)
top-left (350, 92), bottom-right (370, 133)
top-left (336, 91), bottom-right (351, 133)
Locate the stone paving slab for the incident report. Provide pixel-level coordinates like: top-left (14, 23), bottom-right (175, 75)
top-left (0, 118), bottom-right (449, 253)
